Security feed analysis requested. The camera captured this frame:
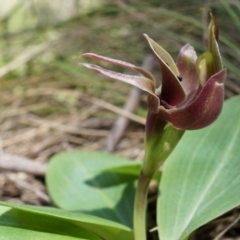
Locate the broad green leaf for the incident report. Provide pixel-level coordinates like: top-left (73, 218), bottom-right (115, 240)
top-left (0, 205), bottom-right (100, 240)
top-left (46, 151), bottom-right (136, 228)
top-left (102, 162), bottom-right (161, 182)
top-left (0, 226), bottom-right (84, 240)
top-left (157, 96), bottom-right (240, 240)
top-left (0, 202), bottom-right (133, 240)
top-left (101, 161), bottom-right (142, 176)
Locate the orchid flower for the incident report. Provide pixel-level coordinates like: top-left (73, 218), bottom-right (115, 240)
top-left (82, 14), bottom-right (226, 131)
top-left (82, 14), bottom-right (226, 240)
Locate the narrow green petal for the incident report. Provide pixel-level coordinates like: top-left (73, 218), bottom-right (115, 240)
top-left (208, 13), bottom-right (223, 73)
top-left (196, 51), bottom-right (213, 85)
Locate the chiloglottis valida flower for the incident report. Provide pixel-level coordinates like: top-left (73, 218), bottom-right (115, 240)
top-left (82, 13), bottom-right (226, 131)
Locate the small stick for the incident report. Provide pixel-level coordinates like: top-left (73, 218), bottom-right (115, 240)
top-left (6, 174), bottom-right (51, 203)
top-left (213, 214), bottom-right (240, 240)
top-left (79, 96), bottom-right (145, 125)
top-left (0, 154), bottom-right (47, 176)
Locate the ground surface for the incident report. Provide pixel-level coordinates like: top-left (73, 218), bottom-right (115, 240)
top-left (1, 77), bottom-right (240, 240)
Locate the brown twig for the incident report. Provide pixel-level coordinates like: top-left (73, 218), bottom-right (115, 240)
top-left (79, 95), bottom-right (145, 125)
top-left (0, 154), bottom-right (47, 176)
top-left (213, 214), bottom-right (240, 240)
top-left (6, 174), bottom-right (51, 203)
top-left (21, 113), bottom-right (109, 137)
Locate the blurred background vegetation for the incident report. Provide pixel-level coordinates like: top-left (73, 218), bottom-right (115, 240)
top-left (0, 0), bottom-right (240, 159)
top-left (1, 0), bottom-right (240, 97)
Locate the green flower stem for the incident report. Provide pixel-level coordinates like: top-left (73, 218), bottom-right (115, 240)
top-left (134, 114), bottom-right (184, 240)
top-left (134, 169), bottom-right (153, 240)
